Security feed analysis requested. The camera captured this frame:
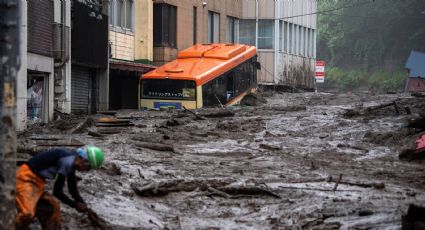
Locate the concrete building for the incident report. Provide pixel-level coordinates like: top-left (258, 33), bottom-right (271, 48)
top-left (17, 0), bottom-right (109, 130)
top-left (108, 0), bottom-right (155, 110)
top-left (71, 1), bottom-right (109, 115)
top-left (151, 0), bottom-right (317, 89)
top-left (241, 0), bottom-right (317, 88)
top-left (152, 0), bottom-right (243, 66)
top-left (17, 0), bottom-right (55, 130)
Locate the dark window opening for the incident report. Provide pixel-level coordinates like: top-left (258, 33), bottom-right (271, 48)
top-left (109, 70), bottom-right (139, 110)
top-left (154, 4), bottom-right (177, 47)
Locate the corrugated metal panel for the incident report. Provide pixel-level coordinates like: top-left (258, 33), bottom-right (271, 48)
top-left (71, 65), bottom-right (90, 114)
top-left (405, 51), bottom-right (425, 78)
top-left (27, 0), bottom-right (54, 57)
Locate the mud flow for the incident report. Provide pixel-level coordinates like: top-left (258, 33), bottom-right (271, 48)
top-left (19, 92), bottom-right (425, 229)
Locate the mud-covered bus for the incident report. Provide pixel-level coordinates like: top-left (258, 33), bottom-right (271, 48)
top-left (139, 43), bottom-right (258, 110)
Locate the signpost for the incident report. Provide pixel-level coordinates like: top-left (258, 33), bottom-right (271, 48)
top-left (315, 61), bottom-right (325, 83)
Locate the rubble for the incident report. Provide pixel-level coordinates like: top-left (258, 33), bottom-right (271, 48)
top-left (19, 92), bottom-right (425, 229)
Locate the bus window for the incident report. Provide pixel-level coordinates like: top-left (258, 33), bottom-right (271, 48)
top-left (140, 79), bottom-right (196, 100)
top-left (202, 75), bottom-right (227, 107)
top-left (226, 72), bottom-right (235, 100)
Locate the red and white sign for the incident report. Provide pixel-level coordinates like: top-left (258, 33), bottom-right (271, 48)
top-left (315, 61), bottom-right (325, 83)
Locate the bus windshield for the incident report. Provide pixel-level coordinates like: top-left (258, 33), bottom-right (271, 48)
top-left (140, 79), bottom-right (196, 100)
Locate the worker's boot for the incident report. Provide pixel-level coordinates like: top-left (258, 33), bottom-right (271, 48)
top-left (36, 192), bottom-right (61, 230)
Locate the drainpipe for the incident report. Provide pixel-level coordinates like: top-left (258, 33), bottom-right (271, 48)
top-left (255, 0), bottom-right (258, 48)
top-left (274, 0), bottom-right (279, 84)
top-left (54, 0), bottom-right (67, 67)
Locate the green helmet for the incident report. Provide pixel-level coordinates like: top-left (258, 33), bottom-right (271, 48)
top-left (86, 146), bottom-right (104, 169)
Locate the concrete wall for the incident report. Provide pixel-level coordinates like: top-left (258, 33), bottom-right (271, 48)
top-left (134, 0), bottom-right (153, 63)
top-left (17, 0), bottom-right (27, 131)
top-left (110, 30), bottom-right (135, 61)
top-left (17, 0), bottom-right (56, 131)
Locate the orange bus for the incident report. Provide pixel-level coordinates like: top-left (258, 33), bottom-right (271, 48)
top-left (139, 43), bottom-right (258, 110)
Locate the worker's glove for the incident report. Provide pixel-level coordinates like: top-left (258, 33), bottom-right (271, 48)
top-left (75, 202), bottom-right (88, 213)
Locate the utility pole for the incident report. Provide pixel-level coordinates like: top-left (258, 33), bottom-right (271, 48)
top-left (0, 0), bottom-right (20, 229)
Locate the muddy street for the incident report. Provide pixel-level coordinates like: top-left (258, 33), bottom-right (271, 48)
top-left (19, 92), bottom-right (425, 230)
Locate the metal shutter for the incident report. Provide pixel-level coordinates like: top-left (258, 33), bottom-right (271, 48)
top-left (71, 65), bottom-right (90, 114)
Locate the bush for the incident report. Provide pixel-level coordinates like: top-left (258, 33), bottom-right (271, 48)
top-left (322, 67), bottom-right (406, 92)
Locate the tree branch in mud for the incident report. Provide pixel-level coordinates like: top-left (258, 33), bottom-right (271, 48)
top-left (344, 101), bottom-right (402, 117)
top-left (198, 109), bottom-right (235, 118)
top-left (131, 179), bottom-right (234, 196)
top-left (134, 141), bottom-right (175, 152)
top-left (332, 174), bottom-right (343, 191)
top-left (182, 106), bottom-right (206, 120)
top-left (327, 176), bottom-right (385, 190)
top-left (131, 179), bottom-right (281, 199)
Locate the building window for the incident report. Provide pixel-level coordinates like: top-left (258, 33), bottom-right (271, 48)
top-left (154, 3), bottom-right (177, 47)
top-left (258, 20), bottom-right (274, 49)
top-left (117, 0), bottom-right (124, 28)
top-left (239, 19), bottom-right (255, 46)
top-left (284, 21), bottom-right (288, 52)
top-left (295, 25), bottom-right (299, 55)
top-left (208, 11), bottom-right (220, 43)
top-left (304, 27), bottom-right (308, 57)
top-left (300, 26), bottom-right (304, 56)
top-left (227, 16), bottom-right (239, 43)
top-left (125, 0), bottom-right (133, 29)
top-left (288, 23), bottom-right (293, 54)
top-left (307, 28), bottom-right (311, 57)
top-left (311, 30), bottom-right (316, 58)
top-left (112, 0), bottom-right (133, 31)
top-left (108, 1), bottom-right (115, 26)
top-left (193, 7), bottom-right (197, 44)
top-left (279, 20), bottom-right (283, 51)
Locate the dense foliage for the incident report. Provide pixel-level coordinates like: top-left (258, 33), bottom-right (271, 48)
top-left (317, 0), bottom-right (425, 91)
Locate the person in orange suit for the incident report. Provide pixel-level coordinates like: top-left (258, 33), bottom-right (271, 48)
top-left (15, 146), bottom-right (104, 230)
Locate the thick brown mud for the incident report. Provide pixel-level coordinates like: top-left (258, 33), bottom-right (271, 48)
top-left (20, 92), bottom-right (425, 230)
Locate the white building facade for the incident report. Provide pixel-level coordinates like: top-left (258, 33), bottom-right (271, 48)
top-left (240, 0), bottom-right (317, 88)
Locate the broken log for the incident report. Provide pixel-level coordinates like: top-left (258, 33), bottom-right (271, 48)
top-left (259, 143), bottom-right (281, 151)
top-left (29, 136), bottom-right (60, 141)
top-left (182, 106), bottom-right (206, 120)
top-left (328, 177), bottom-right (385, 190)
top-left (198, 109), bottom-right (235, 118)
top-left (95, 123), bottom-right (134, 127)
top-left (88, 130), bottom-right (104, 137)
top-left (218, 185), bottom-right (281, 199)
top-left (332, 174), bottom-right (343, 191)
top-left (265, 105), bottom-right (307, 112)
top-left (278, 186), bottom-right (361, 193)
top-left (134, 141), bottom-right (175, 152)
top-left (131, 179), bottom-right (234, 196)
top-left (131, 179), bottom-right (281, 199)
top-left (411, 92), bottom-right (425, 98)
top-left (366, 101), bottom-right (399, 113)
top-left (68, 118), bottom-right (92, 134)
